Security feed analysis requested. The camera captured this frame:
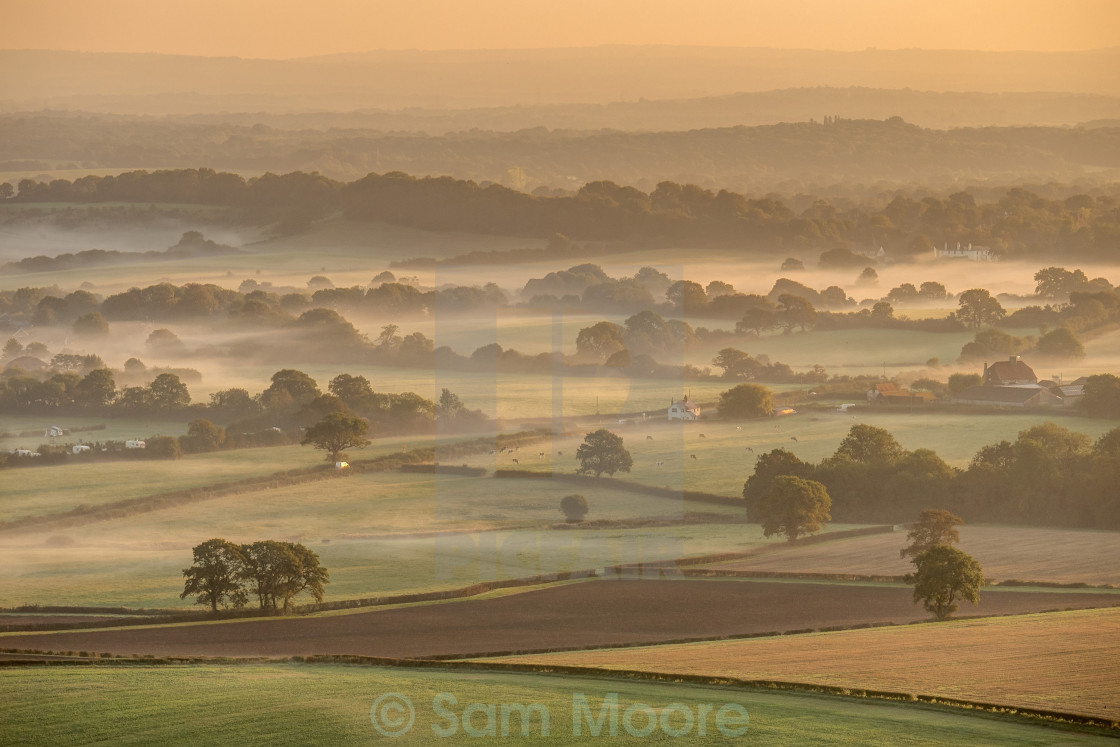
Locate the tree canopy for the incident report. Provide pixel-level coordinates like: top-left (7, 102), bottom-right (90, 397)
top-left (955, 289), bottom-right (1006, 328)
top-left (900, 509), bottom-right (964, 560)
top-left (754, 475), bottom-right (832, 542)
top-left (300, 411), bottom-right (370, 462)
top-left (717, 383), bottom-right (773, 419)
top-left (180, 539), bottom-right (248, 613)
top-left (575, 429), bottom-right (633, 477)
top-left (906, 545), bottom-right (984, 620)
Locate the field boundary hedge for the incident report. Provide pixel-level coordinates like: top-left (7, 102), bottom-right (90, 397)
top-left (493, 470), bottom-right (744, 507)
top-left (398, 464), bottom-right (487, 476)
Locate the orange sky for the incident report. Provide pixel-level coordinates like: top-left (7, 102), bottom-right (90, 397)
top-left (1, 0), bottom-right (1117, 57)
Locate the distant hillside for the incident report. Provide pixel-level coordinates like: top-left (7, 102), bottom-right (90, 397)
top-left (2, 47), bottom-right (1119, 116)
top-left (171, 88), bottom-right (1120, 133)
top-left (2, 113), bottom-right (1117, 193)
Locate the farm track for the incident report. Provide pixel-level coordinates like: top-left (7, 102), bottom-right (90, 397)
top-left (3, 579), bottom-right (1117, 661)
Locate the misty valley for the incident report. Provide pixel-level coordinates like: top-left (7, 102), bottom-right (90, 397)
top-left (2, 36), bottom-right (1119, 746)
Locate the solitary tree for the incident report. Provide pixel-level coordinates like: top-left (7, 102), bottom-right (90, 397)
top-left (575, 429), bottom-right (633, 477)
top-left (755, 475), bottom-right (831, 542)
top-left (955, 289), bottom-right (1006, 328)
top-left (906, 545), bottom-right (985, 619)
top-left (181, 539), bottom-right (247, 614)
top-left (900, 509), bottom-right (964, 560)
top-left (717, 383), bottom-right (773, 419)
top-left (301, 412), bottom-right (370, 463)
top-left (560, 494), bottom-right (589, 523)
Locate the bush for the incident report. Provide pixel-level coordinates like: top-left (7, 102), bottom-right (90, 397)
top-left (144, 436), bottom-right (182, 459)
top-left (560, 494), bottom-right (589, 522)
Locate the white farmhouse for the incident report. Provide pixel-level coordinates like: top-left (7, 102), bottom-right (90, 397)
top-left (667, 397), bottom-right (700, 421)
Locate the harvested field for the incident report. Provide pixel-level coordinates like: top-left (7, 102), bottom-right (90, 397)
top-left (702, 526), bottom-right (1120, 586)
top-left (3, 579), bottom-right (1117, 660)
top-left (494, 608), bottom-right (1120, 722)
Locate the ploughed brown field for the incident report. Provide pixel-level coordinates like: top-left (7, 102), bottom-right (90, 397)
top-left (2, 580), bottom-right (1117, 660)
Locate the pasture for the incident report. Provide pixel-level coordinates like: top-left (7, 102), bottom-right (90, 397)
top-left (701, 525), bottom-right (1120, 586)
top-left (495, 607), bottom-right (1120, 723)
top-left (453, 412), bottom-right (1118, 496)
top-left (1, 463), bottom-right (804, 608)
top-left (4, 663), bottom-right (1109, 746)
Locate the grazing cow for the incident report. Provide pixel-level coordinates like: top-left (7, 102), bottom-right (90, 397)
top-left (736, 426), bottom-right (742, 431)
top-left (539, 452), bottom-right (545, 457)
top-left (512, 458), bottom-right (519, 464)
top-left (746, 447), bottom-right (754, 453)
top-left (557, 450), bottom-right (563, 456)
top-left (699, 433), bottom-right (706, 438)
top-left (690, 454), bottom-right (697, 460)
top-left (790, 437), bottom-right (798, 443)
top-left (646, 435), bottom-right (654, 440)
top-left (656, 460), bottom-right (664, 468)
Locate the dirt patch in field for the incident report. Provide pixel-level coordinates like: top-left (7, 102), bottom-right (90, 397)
top-left (703, 527), bottom-right (1120, 586)
top-left (2, 580), bottom-right (1116, 660)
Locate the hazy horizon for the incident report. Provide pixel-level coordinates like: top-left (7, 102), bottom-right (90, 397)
top-left (3, 1), bottom-right (1118, 58)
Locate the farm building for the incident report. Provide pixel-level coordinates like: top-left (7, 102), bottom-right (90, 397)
top-left (45, 425), bottom-right (66, 438)
top-left (934, 242), bottom-right (994, 261)
top-left (983, 356), bottom-right (1037, 385)
top-left (866, 382), bottom-right (936, 406)
top-left (667, 397), bottom-right (700, 421)
top-left (953, 384), bottom-right (1063, 408)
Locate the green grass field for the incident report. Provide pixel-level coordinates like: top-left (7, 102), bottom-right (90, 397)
top-left (0, 663), bottom-right (1112, 745)
top-left (5, 461), bottom-right (834, 608)
top-left (447, 412), bottom-right (1117, 495)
